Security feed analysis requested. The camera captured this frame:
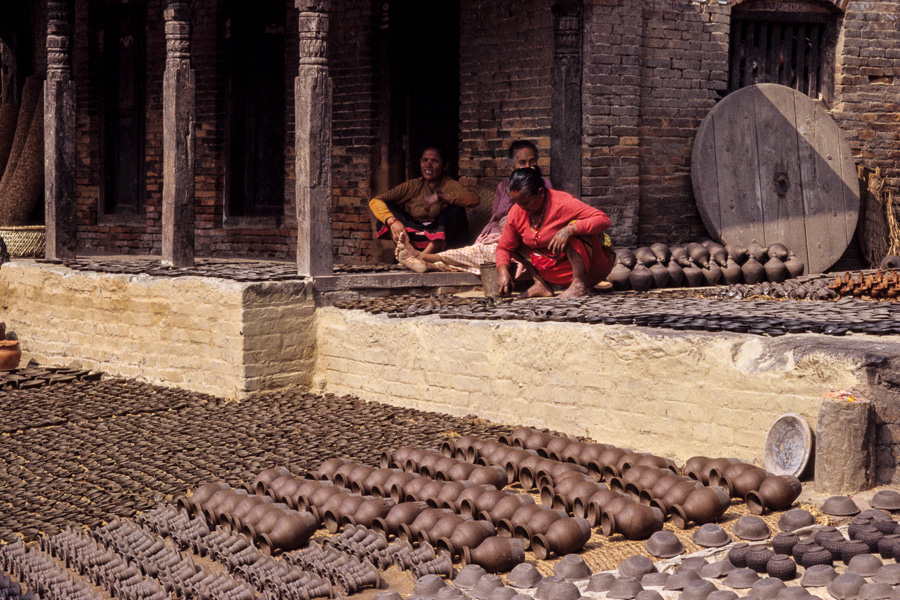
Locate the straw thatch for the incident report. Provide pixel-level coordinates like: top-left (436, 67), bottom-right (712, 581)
top-left (0, 103), bottom-right (20, 176)
top-left (0, 86), bottom-right (44, 226)
top-left (0, 76), bottom-right (41, 190)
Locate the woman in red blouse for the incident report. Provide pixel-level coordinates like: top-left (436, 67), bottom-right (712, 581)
top-left (496, 167), bottom-right (614, 298)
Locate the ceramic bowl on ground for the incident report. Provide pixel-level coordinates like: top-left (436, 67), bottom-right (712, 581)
top-left (722, 568), bottom-right (759, 589)
top-left (554, 554), bottom-right (591, 581)
top-left (541, 581), bottom-right (583, 600)
top-left (663, 571), bottom-right (701, 591)
top-left (680, 579), bottom-right (716, 600)
top-left (827, 573), bottom-right (866, 600)
top-left (857, 582), bottom-right (894, 600)
top-left (708, 592), bottom-right (738, 600)
top-left (608, 576), bottom-right (644, 600)
top-left (800, 564), bottom-right (837, 587)
top-left (775, 589), bottom-right (816, 600)
top-left (848, 552), bottom-right (884, 577)
top-left (534, 576), bottom-right (564, 600)
top-left (374, 593), bottom-right (403, 600)
top-left (861, 508), bottom-right (893, 520)
top-left (874, 562), bottom-right (900, 585)
top-left (692, 523), bottom-right (731, 547)
top-left (700, 560), bottom-right (734, 579)
top-left (455, 564), bottom-right (487, 589)
top-left (508, 563), bottom-right (543, 589)
top-left (641, 572), bottom-right (669, 587)
top-left (821, 495), bottom-right (861, 516)
top-left (677, 557), bottom-right (709, 573)
top-left (587, 573), bottom-right (616, 593)
top-left (750, 578), bottom-right (787, 600)
top-left (644, 530), bottom-right (685, 558)
top-left (733, 515), bottom-right (771, 540)
top-left (412, 574), bottom-right (448, 597)
top-left (636, 591), bottom-right (664, 600)
top-left (778, 508), bottom-right (815, 532)
top-left (870, 490), bottom-right (900, 511)
top-left (472, 574), bottom-right (504, 600)
top-left (435, 588), bottom-right (466, 600)
top-left (619, 555), bottom-right (656, 579)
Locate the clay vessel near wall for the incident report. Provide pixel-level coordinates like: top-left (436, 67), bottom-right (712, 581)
top-left (726, 244), bottom-right (748, 264)
top-left (544, 436), bottom-right (576, 460)
top-left (462, 536), bottom-right (525, 573)
top-left (655, 480), bottom-right (703, 516)
top-left (671, 246), bottom-right (691, 267)
top-left (601, 500), bottom-right (664, 540)
top-left (667, 261), bottom-right (685, 287)
top-left (523, 429), bottom-right (554, 451)
top-left (581, 487), bottom-right (622, 525)
top-left (502, 448), bottom-right (538, 481)
top-left (397, 475), bottom-right (430, 503)
top-left (682, 456), bottom-right (711, 480)
top-left (289, 478), bottom-right (326, 510)
top-left (722, 258), bottom-right (742, 285)
top-left (745, 475), bottom-right (801, 514)
top-left (784, 252), bottom-right (804, 279)
top-left (617, 248), bottom-right (638, 269)
top-left (560, 479), bottom-right (606, 513)
top-left (683, 263), bottom-right (705, 287)
top-left (635, 246), bottom-right (658, 267)
top-left (608, 264), bottom-right (632, 291)
top-left (588, 447), bottom-right (628, 479)
top-left (504, 428), bottom-right (532, 448)
top-left (436, 520), bottom-right (496, 558)
top-left (741, 256), bottom-right (765, 284)
top-left (764, 257), bottom-right (788, 283)
top-left (672, 486), bottom-right (731, 529)
top-left (687, 242), bottom-right (711, 268)
top-left (698, 458), bottom-right (737, 485)
top-left (532, 517), bottom-right (592, 560)
top-left (706, 242), bottom-right (728, 266)
top-left (747, 240), bottom-right (768, 262)
top-left (767, 243), bottom-right (789, 261)
top-left (726, 466), bottom-right (769, 499)
top-left (643, 473), bottom-right (688, 504)
top-left (650, 243), bottom-right (672, 264)
top-left (589, 493), bottom-right (630, 527)
top-left (650, 263), bottom-right (670, 288)
top-left (629, 265), bottom-right (653, 292)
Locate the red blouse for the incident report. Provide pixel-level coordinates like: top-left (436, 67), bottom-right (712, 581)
top-left (495, 189), bottom-right (611, 268)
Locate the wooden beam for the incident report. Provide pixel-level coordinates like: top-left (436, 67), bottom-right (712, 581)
top-left (551, 0), bottom-right (583, 198)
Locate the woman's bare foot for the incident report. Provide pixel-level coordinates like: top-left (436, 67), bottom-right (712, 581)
top-left (519, 279), bottom-right (554, 298)
top-left (559, 279), bottom-right (588, 298)
top-left (396, 243), bottom-right (428, 273)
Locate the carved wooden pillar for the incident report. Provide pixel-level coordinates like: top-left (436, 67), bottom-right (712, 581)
top-left (45, 0), bottom-right (77, 258)
top-left (551, 0), bottom-right (583, 198)
top-left (161, 0), bottom-right (195, 267)
top-left (295, 0), bottom-right (333, 277)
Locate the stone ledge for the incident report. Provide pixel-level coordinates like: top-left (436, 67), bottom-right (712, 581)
top-left (312, 271), bottom-right (481, 292)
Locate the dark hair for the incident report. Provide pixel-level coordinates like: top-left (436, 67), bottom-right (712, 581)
top-left (419, 146), bottom-right (446, 163)
top-left (507, 166), bottom-right (545, 196)
top-left (507, 140), bottom-right (539, 161)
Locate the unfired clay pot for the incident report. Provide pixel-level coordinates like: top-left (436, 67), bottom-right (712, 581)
top-left (462, 536), bottom-right (525, 573)
top-left (745, 475), bottom-right (802, 514)
top-left (602, 500), bottom-right (664, 540)
top-left (532, 517), bottom-right (592, 560)
top-left (672, 486), bottom-right (731, 529)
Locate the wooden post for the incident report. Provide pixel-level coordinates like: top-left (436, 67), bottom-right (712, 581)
top-left (551, 0), bottom-right (583, 199)
top-left (44, 0), bottom-right (77, 259)
top-left (295, 0), bottom-right (333, 277)
top-left (161, 0), bottom-right (195, 267)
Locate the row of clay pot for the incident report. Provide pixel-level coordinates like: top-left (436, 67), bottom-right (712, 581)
top-left (379, 447), bottom-right (509, 489)
top-left (181, 482), bottom-right (317, 553)
top-left (683, 456), bottom-right (802, 514)
top-left (0, 537), bottom-right (98, 600)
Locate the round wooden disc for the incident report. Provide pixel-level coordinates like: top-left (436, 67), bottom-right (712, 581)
top-left (692, 84), bottom-right (859, 275)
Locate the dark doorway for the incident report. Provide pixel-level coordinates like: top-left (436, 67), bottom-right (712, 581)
top-left (388, 0), bottom-right (461, 183)
top-left (224, 0), bottom-right (286, 219)
top-left (98, 0), bottom-right (146, 218)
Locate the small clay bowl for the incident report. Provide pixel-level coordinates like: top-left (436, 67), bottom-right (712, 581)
top-left (608, 576), bottom-right (644, 600)
top-left (641, 572), bottom-right (669, 587)
top-left (700, 560), bottom-right (734, 579)
top-left (412, 574), bottom-right (448, 597)
top-left (722, 568), bottom-right (760, 589)
top-left (455, 564), bottom-right (487, 589)
top-left (619, 555), bottom-right (656, 579)
top-left (636, 591), bottom-right (664, 600)
top-left (692, 523), bottom-right (731, 548)
top-left (821, 495), bottom-right (861, 517)
top-left (535, 575), bottom-right (564, 600)
top-left (676, 558), bottom-right (709, 574)
top-left (375, 593), bottom-right (403, 600)
top-left (776, 589), bottom-right (816, 600)
top-left (680, 579), bottom-right (716, 600)
top-left (542, 581), bottom-right (583, 600)
top-left (664, 571), bottom-right (701, 591)
top-left (435, 589), bottom-right (466, 600)
top-left (472, 574), bottom-right (504, 600)
top-left (861, 508), bottom-right (892, 520)
top-left (873, 562), bottom-right (900, 585)
top-left (827, 573), bottom-right (866, 600)
top-left (800, 563), bottom-right (837, 587)
top-left (587, 573), bottom-right (616, 593)
top-left (644, 530), bottom-right (685, 558)
top-left (778, 508), bottom-right (815, 532)
top-left (751, 577), bottom-right (787, 599)
top-left (507, 563), bottom-right (543, 589)
top-left (870, 490), bottom-right (900, 511)
top-left (857, 582), bottom-right (894, 600)
top-left (707, 592), bottom-right (738, 600)
top-left (733, 515), bottom-right (771, 541)
top-left (848, 553), bottom-right (884, 577)
top-left (554, 554), bottom-right (591, 581)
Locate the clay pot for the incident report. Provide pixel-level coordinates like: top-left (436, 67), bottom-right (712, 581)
top-left (682, 456), bottom-right (711, 480)
top-left (462, 536), bottom-right (525, 573)
top-left (436, 520), bottom-right (496, 558)
top-left (380, 471), bottom-right (417, 501)
top-left (670, 246), bottom-right (690, 267)
top-left (523, 429), bottom-right (554, 450)
top-left (467, 489), bottom-right (509, 518)
top-left (259, 511), bottom-right (318, 554)
top-left (323, 494), bottom-right (368, 532)
top-left (747, 240), bottom-right (768, 262)
top-left (634, 246), bottom-right (658, 266)
top-left (608, 264), bottom-right (632, 291)
top-left (186, 483), bottom-right (229, 513)
top-left (498, 502), bottom-right (544, 535)
top-left (745, 475), bottom-right (801, 514)
top-left (346, 497), bottom-right (396, 528)
top-left (239, 498), bottom-right (282, 532)
top-left (601, 500), bottom-right (664, 540)
top-left (722, 258), bottom-right (742, 284)
top-left (423, 513), bottom-right (472, 545)
top-left (666, 262), bottom-right (685, 287)
top-left (702, 263), bottom-right (723, 286)
top-left (784, 252), bottom-right (804, 278)
top-left (268, 475), bottom-right (303, 504)
top-left (482, 493), bottom-right (534, 524)
top-left (650, 243), bottom-right (672, 264)
top-left (583, 487), bottom-right (623, 525)
top-left (0, 340), bottom-right (22, 370)
top-left (741, 256), bottom-right (765, 284)
top-left (228, 494), bottom-right (272, 530)
top-left (629, 265), bottom-right (653, 292)
top-left (767, 243), bottom-right (789, 261)
top-left (445, 461), bottom-right (477, 482)
top-left (399, 507), bottom-right (454, 542)
top-left (433, 481), bottom-right (471, 509)
top-left (252, 467), bottom-right (293, 493)
top-left (289, 478), bottom-right (326, 510)
top-left (531, 517), bottom-right (591, 560)
top-left (727, 466), bottom-right (768, 499)
top-left (649, 263), bottom-right (670, 288)
top-left (697, 458), bottom-right (735, 485)
top-left (726, 244), bottom-right (748, 264)
top-left (560, 479), bottom-right (606, 513)
top-left (643, 473), bottom-right (688, 504)
top-left (613, 452), bottom-right (645, 477)
top-left (706, 242), bottom-right (728, 266)
top-left (451, 484), bottom-right (495, 515)
top-left (590, 493), bottom-right (630, 527)
top-left (588, 447), bottom-right (628, 479)
top-left (514, 508), bottom-right (566, 545)
top-left (372, 501), bottom-right (428, 537)
top-left (657, 480), bottom-right (703, 515)
top-left (683, 263), bottom-right (704, 287)
top-left (469, 465), bottom-right (507, 489)
top-left (543, 436), bottom-right (575, 460)
top-left (211, 488), bottom-right (249, 523)
top-left (764, 257), bottom-right (788, 283)
top-left (672, 486), bottom-right (731, 529)
top-left (616, 248), bottom-right (638, 270)
top-left (687, 243), bottom-right (711, 268)
top-left (399, 476), bottom-right (431, 502)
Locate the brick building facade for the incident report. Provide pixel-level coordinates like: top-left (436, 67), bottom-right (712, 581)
top-left (1, 0), bottom-right (898, 267)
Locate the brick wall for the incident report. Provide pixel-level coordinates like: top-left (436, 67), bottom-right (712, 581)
top-left (457, 0), bottom-right (554, 192)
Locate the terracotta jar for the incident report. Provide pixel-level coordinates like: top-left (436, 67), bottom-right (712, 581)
top-left (541, 474), bottom-right (589, 507)
top-left (446, 461), bottom-right (477, 482)
top-left (247, 504), bottom-right (288, 539)
top-left (629, 467), bottom-right (671, 497)
top-left (698, 458), bottom-right (736, 485)
top-left (259, 511), bottom-right (318, 554)
top-left (210, 489), bottom-right (248, 524)
top-left (544, 436), bottom-right (576, 461)
top-left (435, 481), bottom-right (474, 509)
top-left (470, 489), bottom-right (511, 517)
top-left (482, 493), bottom-right (534, 524)
top-left (372, 501), bottom-right (428, 537)
top-left (431, 457), bottom-right (459, 481)
top-left (601, 500), bottom-right (664, 540)
top-left (589, 447), bottom-right (628, 479)
top-left (583, 488), bottom-right (623, 526)
top-left (501, 449), bottom-right (537, 481)
top-left (590, 493), bottom-right (630, 528)
top-left (643, 473), bottom-right (688, 504)
top-left (462, 536), bottom-right (525, 573)
top-left (397, 476), bottom-right (430, 503)
top-left (742, 256), bottom-right (765, 284)
top-left (498, 503), bottom-right (544, 536)
top-left (559, 441), bottom-right (587, 464)
top-left (240, 499), bottom-right (283, 532)
top-left (379, 471), bottom-right (417, 501)
top-left (570, 443), bottom-right (607, 467)
top-left (532, 517), bottom-right (592, 560)
top-left (333, 462), bottom-right (360, 487)
top-left (228, 495), bottom-right (272, 530)
top-left (185, 483), bottom-right (229, 514)
top-left (417, 480), bottom-right (448, 507)
top-left (453, 484), bottom-right (497, 514)
top-left (252, 467), bottom-right (292, 494)
top-left (289, 478), bottom-right (326, 511)
top-left (469, 466), bottom-right (507, 489)
top-left (399, 507), bottom-right (454, 542)
top-left (515, 509), bottom-right (566, 545)
top-left (656, 480), bottom-right (703, 515)
top-left (536, 465), bottom-right (587, 491)
top-left (523, 429), bottom-right (554, 451)
top-left (323, 494), bottom-right (368, 532)
top-left (307, 486), bottom-right (348, 520)
top-left (357, 469), bottom-right (395, 496)
top-left (559, 479), bottom-right (605, 513)
top-left (504, 427), bottom-right (532, 448)
top-left (722, 258), bottom-right (742, 285)
top-left (340, 464), bottom-right (375, 489)
top-left (672, 486), bottom-right (731, 529)
top-left (515, 454), bottom-right (546, 488)
top-left (682, 456), bottom-right (711, 480)
top-left (346, 497), bottom-right (396, 528)
top-left (630, 265), bottom-right (653, 291)
top-left (314, 458), bottom-right (350, 481)
top-left (436, 520), bottom-right (496, 558)
top-left (711, 462), bottom-right (754, 488)
top-left (746, 475), bottom-right (802, 514)
top-left (422, 513), bottom-right (471, 545)
top-left (268, 475), bottom-right (303, 504)
top-left (727, 466), bottom-right (768, 499)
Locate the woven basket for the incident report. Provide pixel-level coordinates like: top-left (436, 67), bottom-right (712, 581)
top-left (0, 225), bottom-right (45, 257)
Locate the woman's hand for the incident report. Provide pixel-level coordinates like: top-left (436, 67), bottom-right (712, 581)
top-left (497, 264), bottom-right (513, 296)
top-left (389, 219), bottom-right (408, 244)
top-left (424, 191), bottom-right (448, 208)
top-left (475, 231), bottom-right (501, 245)
top-left (548, 224), bottom-right (575, 254)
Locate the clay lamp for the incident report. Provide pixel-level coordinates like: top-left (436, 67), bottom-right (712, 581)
top-left (777, 508), bottom-right (815, 532)
top-left (821, 495), bottom-right (861, 517)
top-left (691, 523), bottom-right (730, 548)
top-left (732, 515), bottom-right (771, 541)
top-left (643, 530), bottom-right (684, 558)
top-left (800, 564), bottom-right (837, 587)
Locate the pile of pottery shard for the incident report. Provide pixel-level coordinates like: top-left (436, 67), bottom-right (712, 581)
top-left (609, 240), bottom-right (805, 291)
top-left (826, 270), bottom-right (900, 300)
top-left (0, 365), bottom-right (103, 391)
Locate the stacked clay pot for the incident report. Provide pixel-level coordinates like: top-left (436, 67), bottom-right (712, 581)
top-left (608, 239), bottom-right (805, 291)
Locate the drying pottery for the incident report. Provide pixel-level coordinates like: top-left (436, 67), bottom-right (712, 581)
top-left (722, 568), bottom-right (759, 589)
top-left (601, 501), bottom-right (664, 540)
top-left (721, 258), bottom-right (742, 285)
top-left (399, 507), bottom-right (453, 542)
top-left (784, 252), bottom-right (804, 278)
top-left (666, 262), bottom-right (685, 287)
top-left (671, 485), bottom-right (730, 528)
top-left (609, 264), bottom-right (632, 291)
top-left (507, 562), bottom-right (542, 589)
top-left (454, 485), bottom-right (497, 515)
top-left (635, 592), bottom-right (663, 600)
top-left (764, 257), bottom-right (788, 283)
top-left (706, 241), bottom-right (728, 266)
top-left (767, 243), bottom-right (789, 261)
top-left (644, 530), bottom-right (684, 558)
top-left (857, 582), bottom-right (894, 600)
top-left (681, 579), bottom-right (716, 600)
top-left (871, 490), bottom-right (900, 511)
top-left (531, 517), bottom-right (591, 559)
top-left (745, 475), bottom-right (801, 514)
top-left (650, 243), bottom-right (671, 264)
top-left (700, 560), bottom-right (734, 579)
top-left (671, 246), bottom-right (690, 267)
top-left (498, 503), bottom-right (544, 535)
top-left (554, 554), bottom-right (591, 581)
top-left (677, 557), bottom-right (709, 573)
top-left (841, 539), bottom-right (871, 563)
top-left (467, 489), bottom-right (509, 517)
top-left (687, 242), bottom-right (710, 268)
top-left (821, 495), bottom-right (860, 516)
top-left (877, 533), bottom-right (900, 558)
top-left (657, 480), bottom-right (703, 515)
top-left (682, 456), bottom-right (711, 480)
top-left (259, 510), bottom-right (318, 553)
top-left (462, 536), bottom-right (525, 573)
top-left (747, 240), bottom-right (768, 262)
top-left (766, 554), bottom-right (797, 580)
top-left (649, 263), bottom-right (669, 288)
top-left (618, 555), bottom-right (656, 579)
top-left (608, 576), bottom-right (643, 600)
top-left (741, 256), bottom-right (765, 284)
top-left (471, 574), bottom-right (504, 600)
top-left (873, 563), bottom-right (900, 585)
top-left (733, 515), bottom-right (771, 541)
top-left (682, 264), bottom-right (704, 287)
top-left (800, 564), bottom-right (837, 587)
top-left (423, 513), bottom-right (471, 545)
top-left (827, 573), bottom-right (866, 600)
top-left (725, 465), bottom-right (768, 499)
top-left (777, 508), bottom-right (815, 532)
top-left (707, 592), bottom-right (738, 600)
top-left (454, 564), bottom-right (487, 589)
top-left (799, 544), bottom-right (834, 568)
top-left (692, 523), bottom-right (730, 547)
top-left (485, 493), bottom-right (534, 523)
top-left (436, 519), bottom-right (495, 558)
top-left (588, 573), bottom-right (616, 593)
top-left (725, 243), bottom-right (747, 264)
top-left (771, 532), bottom-right (799, 555)
top-left (848, 553), bottom-right (883, 577)
top-left (702, 263), bottom-right (722, 286)
top-left (662, 570), bottom-right (701, 591)
top-left (727, 543), bottom-right (751, 568)
top-left (641, 572), bottom-right (670, 587)
top-left (635, 247), bottom-right (658, 267)
top-left (372, 500), bottom-right (427, 537)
